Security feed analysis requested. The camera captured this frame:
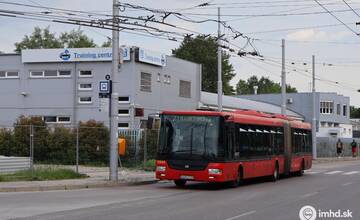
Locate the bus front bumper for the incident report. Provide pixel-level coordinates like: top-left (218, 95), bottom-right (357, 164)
top-left (155, 161), bottom-right (231, 183)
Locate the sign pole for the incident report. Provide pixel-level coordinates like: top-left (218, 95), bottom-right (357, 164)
top-left (217, 7), bottom-right (223, 112)
top-left (312, 55), bottom-right (317, 160)
top-left (109, 0), bottom-right (119, 181)
top-left (281, 39), bottom-right (286, 115)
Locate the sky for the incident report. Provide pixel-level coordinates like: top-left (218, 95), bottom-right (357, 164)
top-left (1, 0), bottom-right (360, 106)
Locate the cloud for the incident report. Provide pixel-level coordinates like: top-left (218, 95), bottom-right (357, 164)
top-left (286, 29), bottom-right (350, 41)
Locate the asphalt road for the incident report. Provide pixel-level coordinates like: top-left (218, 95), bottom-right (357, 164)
top-left (1, 160), bottom-right (360, 220)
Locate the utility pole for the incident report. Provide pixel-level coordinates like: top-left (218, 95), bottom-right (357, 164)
top-left (312, 55), bottom-right (317, 160)
top-left (281, 39), bottom-right (286, 115)
top-left (109, 0), bottom-right (119, 181)
top-left (217, 7), bottom-right (223, 112)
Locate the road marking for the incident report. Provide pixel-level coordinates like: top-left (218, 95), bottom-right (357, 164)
top-left (224, 210), bottom-right (257, 220)
top-left (342, 171), bottom-right (359, 175)
top-left (342, 182), bottom-right (353, 186)
top-left (324, 171), bottom-right (343, 175)
top-left (306, 171), bottom-right (321, 174)
top-left (300, 192), bottom-right (319, 198)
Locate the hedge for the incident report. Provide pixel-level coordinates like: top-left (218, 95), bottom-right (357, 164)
top-left (0, 116), bottom-right (109, 165)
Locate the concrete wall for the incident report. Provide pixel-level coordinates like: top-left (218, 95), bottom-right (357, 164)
top-left (0, 48), bottom-right (201, 129)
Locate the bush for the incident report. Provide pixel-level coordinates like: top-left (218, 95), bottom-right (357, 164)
top-left (0, 116), bottom-right (110, 166)
top-left (143, 159), bottom-right (156, 171)
top-left (78, 120), bottom-right (109, 165)
top-left (0, 128), bottom-right (14, 156)
top-left (46, 127), bottom-right (76, 164)
top-left (12, 116), bottom-right (49, 158)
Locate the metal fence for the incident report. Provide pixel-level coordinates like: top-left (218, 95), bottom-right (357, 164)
top-left (5, 118), bottom-right (359, 173)
top-left (317, 137), bottom-right (360, 157)
top-left (118, 128), bottom-right (159, 168)
top-left (0, 156), bottom-right (31, 173)
top-left (0, 119), bottom-right (159, 174)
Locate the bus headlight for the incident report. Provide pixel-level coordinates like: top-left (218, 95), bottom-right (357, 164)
top-left (156, 166), bottom-right (166, 172)
top-left (208, 168), bottom-right (222, 175)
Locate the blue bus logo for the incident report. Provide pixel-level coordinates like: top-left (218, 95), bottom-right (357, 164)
top-left (59, 49), bottom-right (71, 61)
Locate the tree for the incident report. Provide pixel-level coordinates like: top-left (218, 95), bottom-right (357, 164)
top-left (15, 27), bottom-right (63, 52)
top-left (14, 27), bottom-right (97, 52)
top-left (59, 29), bottom-right (96, 48)
top-left (350, 106), bottom-right (360, 118)
top-left (173, 35), bottom-right (235, 95)
top-left (101, 38), bottom-right (112, 47)
top-left (236, 75), bottom-right (298, 95)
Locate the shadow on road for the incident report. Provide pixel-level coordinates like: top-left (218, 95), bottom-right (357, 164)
top-left (156, 174), bottom-right (312, 191)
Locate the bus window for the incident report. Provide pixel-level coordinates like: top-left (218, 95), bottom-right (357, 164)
top-left (277, 127), bottom-right (284, 154)
top-left (238, 125), bottom-right (251, 158)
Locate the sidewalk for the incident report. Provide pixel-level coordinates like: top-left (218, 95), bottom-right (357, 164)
top-left (313, 156), bottom-right (360, 164)
top-left (0, 166), bottom-right (157, 193)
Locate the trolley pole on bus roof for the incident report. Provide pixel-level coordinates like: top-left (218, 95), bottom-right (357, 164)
top-left (312, 55), bottom-right (317, 160)
top-left (109, 0), bottom-right (120, 181)
top-left (281, 39), bottom-right (286, 115)
top-left (217, 7), bottom-right (223, 112)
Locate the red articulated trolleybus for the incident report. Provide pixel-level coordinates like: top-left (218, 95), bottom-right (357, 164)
top-left (155, 110), bottom-right (312, 187)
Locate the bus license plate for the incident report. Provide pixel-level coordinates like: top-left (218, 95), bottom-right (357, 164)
top-left (180, 175), bottom-right (194, 180)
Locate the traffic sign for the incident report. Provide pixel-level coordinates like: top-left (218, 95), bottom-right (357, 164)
top-left (99, 81), bottom-right (110, 93)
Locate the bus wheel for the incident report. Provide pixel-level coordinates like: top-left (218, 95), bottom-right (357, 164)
top-left (174, 180), bottom-right (186, 187)
top-left (271, 164), bottom-right (279, 182)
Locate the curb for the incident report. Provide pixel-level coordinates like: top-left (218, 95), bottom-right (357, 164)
top-left (313, 158), bottom-right (360, 164)
top-left (0, 179), bottom-right (158, 193)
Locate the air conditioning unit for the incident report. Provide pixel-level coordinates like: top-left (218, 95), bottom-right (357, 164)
top-left (287, 98), bottom-right (293, 104)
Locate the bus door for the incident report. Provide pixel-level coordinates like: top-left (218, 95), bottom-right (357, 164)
top-left (226, 123), bottom-right (237, 160)
top-left (283, 122), bottom-right (292, 175)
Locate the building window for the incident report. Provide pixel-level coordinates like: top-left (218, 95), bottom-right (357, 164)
top-left (43, 116), bottom-right (71, 124)
top-left (118, 96), bottom-right (130, 103)
top-left (140, 72), bottom-right (151, 92)
top-left (118, 109), bottom-right (130, 116)
top-left (57, 116), bottom-right (71, 123)
top-left (59, 70), bottom-right (71, 77)
top-left (30, 70), bottom-right (71, 78)
top-left (30, 71), bottom-right (44, 77)
top-left (79, 70), bottom-right (93, 77)
top-left (337, 104), bottom-right (341, 115)
top-left (179, 80), bottom-right (191, 98)
top-left (44, 70), bottom-right (58, 77)
top-left (0, 71), bottom-right (19, 79)
top-left (118, 123), bottom-right (129, 129)
top-left (79, 96), bottom-right (92, 104)
top-left (43, 116), bottom-right (57, 123)
top-left (78, 83), bottom-right (92, 91)
top-left (320, 101), bottom-right (333, 114)
top-left (343, 105), bottom-right (347, 116)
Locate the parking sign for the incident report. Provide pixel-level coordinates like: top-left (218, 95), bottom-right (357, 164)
top-left (99, 81), bottom-right (110, 93)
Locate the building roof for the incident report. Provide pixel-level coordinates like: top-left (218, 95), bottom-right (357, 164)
top-left (200, 92), bottom-right (304, 120)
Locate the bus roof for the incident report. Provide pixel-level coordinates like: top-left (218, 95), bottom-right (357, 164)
top-left (161, 110), bottom-right (311, 129)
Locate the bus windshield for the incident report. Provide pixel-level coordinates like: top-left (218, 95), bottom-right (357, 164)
top-left (158, 115), bottom-right (223, 160)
